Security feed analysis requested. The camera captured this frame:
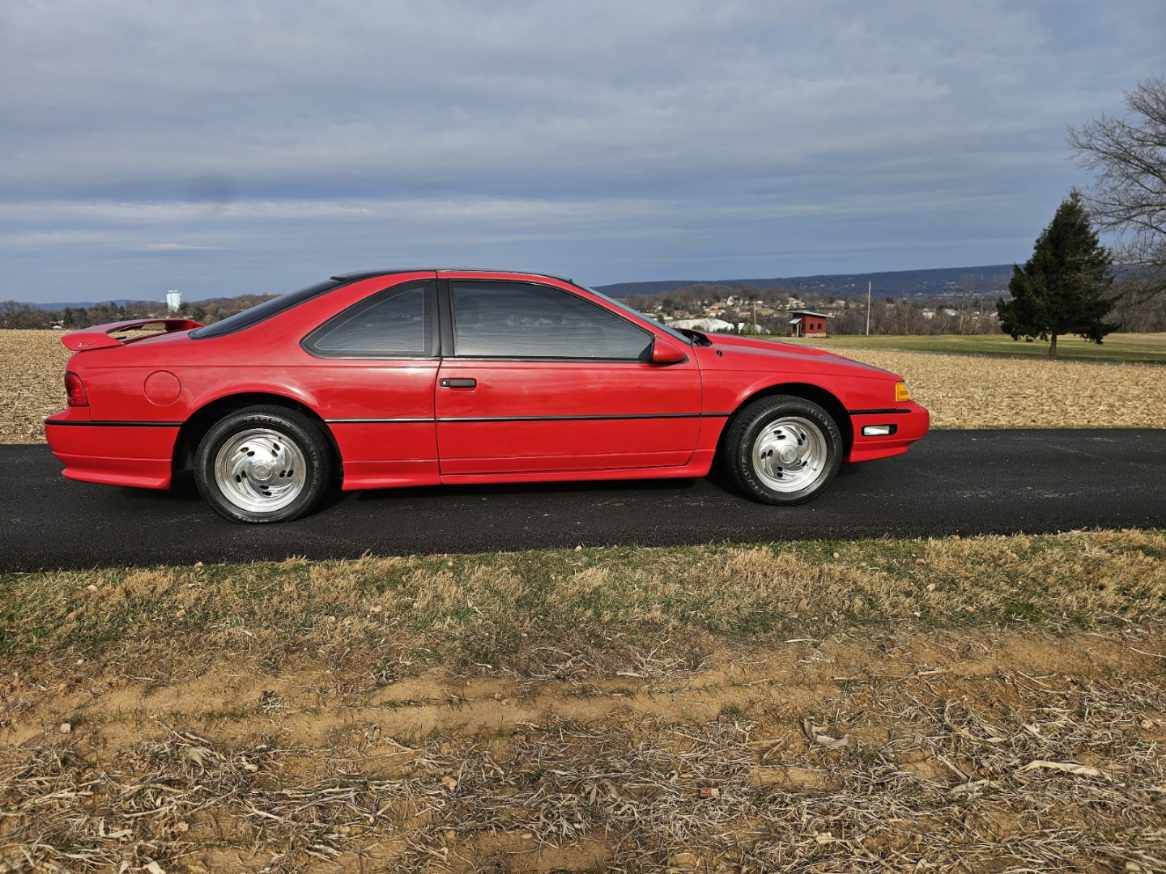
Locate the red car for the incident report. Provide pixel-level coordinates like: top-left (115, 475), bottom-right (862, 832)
top-left (45, 269), bottom-right (929, 523)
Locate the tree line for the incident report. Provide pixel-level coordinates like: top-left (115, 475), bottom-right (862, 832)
top-left (0, 294), bottom-right (276, 330)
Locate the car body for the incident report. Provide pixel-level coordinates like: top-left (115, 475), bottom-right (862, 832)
top-left (45, 269), bottom-right (929, 521)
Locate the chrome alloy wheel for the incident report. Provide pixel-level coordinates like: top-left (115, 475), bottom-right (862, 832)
top-left (213, 428), bottom-right (307, 514)
top-left (750, 416), bottom-right (829, 493)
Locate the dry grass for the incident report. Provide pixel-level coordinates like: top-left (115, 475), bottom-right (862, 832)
top-left (4, 531), bottom-right (1166, 870)
top-left (3, 628), bottom-right (1165, 871)
top-left (2, 530), bottom-right (1165, 675)
top-left (4, 330), bottom-right (1166, 443)
top-left (7, 679), bottom-right (1166, 873)
top-left (0, 330), bottom-right (68, 443)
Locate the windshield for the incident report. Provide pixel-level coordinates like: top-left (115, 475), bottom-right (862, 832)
top-left (582, 286), bottom-right (691, 344)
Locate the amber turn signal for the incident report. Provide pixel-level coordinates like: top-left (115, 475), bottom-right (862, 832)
top-left (894, 382), bottom-right (911, 402)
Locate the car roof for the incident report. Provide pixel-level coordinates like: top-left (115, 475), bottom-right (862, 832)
top-left (332, 268), bottom-right (575, 284)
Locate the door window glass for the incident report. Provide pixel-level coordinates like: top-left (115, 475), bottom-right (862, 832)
top-left (451, 281), bottom-right (651, 359)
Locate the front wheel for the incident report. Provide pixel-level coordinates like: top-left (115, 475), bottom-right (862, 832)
top-left (194, 406), bottom-right (332, 523)
top-left (723, 395), bottom-right (843, 504)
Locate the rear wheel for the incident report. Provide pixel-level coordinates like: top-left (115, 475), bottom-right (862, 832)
top-left (724, 395), bottom-right (842, 504)
top-left (194, 406), bottom-right (332, 523)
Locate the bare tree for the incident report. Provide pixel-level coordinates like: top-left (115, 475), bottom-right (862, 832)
top-left (1069, 78), bottom-right (1166, 303)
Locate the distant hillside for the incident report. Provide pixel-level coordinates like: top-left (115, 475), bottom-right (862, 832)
top-left (597, 264), bottom-right (1015, 300)
top-left (15, 264), bottom-right (1017, 312)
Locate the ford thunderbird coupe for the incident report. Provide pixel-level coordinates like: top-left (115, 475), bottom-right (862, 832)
top-left (45, 269), bottom-right (929, 523)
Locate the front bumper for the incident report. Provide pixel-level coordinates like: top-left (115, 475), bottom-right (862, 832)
top-left (846, 401), bottom-right (930, 463)
top-left (44, 411), bottom-right (179, 489)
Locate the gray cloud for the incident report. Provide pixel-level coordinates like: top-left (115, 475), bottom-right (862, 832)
top-left (1, 0), bottom-right (1162, 300)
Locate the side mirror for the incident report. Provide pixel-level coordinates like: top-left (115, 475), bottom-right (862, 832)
top-left (649, 338), bottom-right (688, 365)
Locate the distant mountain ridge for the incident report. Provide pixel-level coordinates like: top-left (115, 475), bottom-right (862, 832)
top-left (596, 264), bottom-right (1015, 299)
top-left (19, 264), bottom-right (1016, 309)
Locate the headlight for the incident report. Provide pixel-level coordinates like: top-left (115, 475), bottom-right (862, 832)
top-left (894, 382), bottom-right (911, 402)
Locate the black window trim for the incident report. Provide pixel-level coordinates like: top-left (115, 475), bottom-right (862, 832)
top-left (446, 278), bottom-right (656, 363)
top-left (437, 278), bottom-right (454, 355)
top-left (300, 278), bottom-right (440, 360)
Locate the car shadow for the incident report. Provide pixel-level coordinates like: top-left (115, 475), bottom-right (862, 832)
top-left (115, 471), bottom-right (202, 506)
top-left (346, 474), bottom-right (711, 504)
top-left (111, 464), bottom-right (869, 516)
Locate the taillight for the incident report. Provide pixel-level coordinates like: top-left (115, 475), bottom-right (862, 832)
top-left (64, 371), bottom-right (89, 407)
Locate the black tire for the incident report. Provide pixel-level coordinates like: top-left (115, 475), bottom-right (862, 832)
top-left (193, 405), bottom-right (333, 523)
top-left (723, 395), bottom-right (843, 505)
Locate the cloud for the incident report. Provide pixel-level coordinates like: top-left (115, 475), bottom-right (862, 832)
top-left (0, 0), bottom-right (1162, 299)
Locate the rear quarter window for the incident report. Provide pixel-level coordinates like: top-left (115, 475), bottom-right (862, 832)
top-left (302, 280), bottom-right (437, 357)
top-left (190, 279), bottom-right (341, 339)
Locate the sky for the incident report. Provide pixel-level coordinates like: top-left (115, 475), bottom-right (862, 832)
top-left (1, 1), bottom-right (1162, 303)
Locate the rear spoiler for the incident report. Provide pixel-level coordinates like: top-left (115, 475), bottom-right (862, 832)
top-left (61, 318), bottom-right (203, 351)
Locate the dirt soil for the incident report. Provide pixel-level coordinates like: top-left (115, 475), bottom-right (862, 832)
top-left (4, 626), bottom-right (1165, 872)
top-left (842, 348), bottom-right (1166, 429)
top-left (4, 329), bottom-right (1166, 443)
top-left (0, 330), bottom-right (68, 442)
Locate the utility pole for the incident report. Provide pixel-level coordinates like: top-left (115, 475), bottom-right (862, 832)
top-left (865, 281), bottom-right (872, 336)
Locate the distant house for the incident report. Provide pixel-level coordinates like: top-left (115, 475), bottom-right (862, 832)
top-left (669, 317), bottom-right (735, 333)
top-left (788, 310), bottom-right (829, 338)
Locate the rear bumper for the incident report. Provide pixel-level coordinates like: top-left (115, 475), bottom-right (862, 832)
top-left (846, 402), bottom-right (930, 463)
top-left (44, 412), bottom-right (179, 489)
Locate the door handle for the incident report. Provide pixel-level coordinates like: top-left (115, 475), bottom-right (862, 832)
top-left (440, 377), bottom-right (477, 389)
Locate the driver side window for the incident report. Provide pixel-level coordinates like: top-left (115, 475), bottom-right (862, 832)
top-left (451, 281), bottom-right (651, 359)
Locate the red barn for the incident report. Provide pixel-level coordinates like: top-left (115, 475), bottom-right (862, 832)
top-left (789, 310), bottom-right (829, 338)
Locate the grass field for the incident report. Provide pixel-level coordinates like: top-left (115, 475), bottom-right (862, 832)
top-left (782, 331), bottom-right (1166, 363)
top-left (4, 329), bottom-right (1166, 441)
top-left (3, 531), bottom-right (1166, 871)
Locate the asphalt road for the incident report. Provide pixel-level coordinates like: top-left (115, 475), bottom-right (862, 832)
top-left (1, 430), bottom-right (1164, 571)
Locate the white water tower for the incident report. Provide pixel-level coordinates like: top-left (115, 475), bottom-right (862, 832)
top-left (165, 289), bottom-right (182, 313)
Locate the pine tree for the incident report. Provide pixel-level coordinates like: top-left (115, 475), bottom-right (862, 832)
top-left (997, 191), bottom-right (1116, 358)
